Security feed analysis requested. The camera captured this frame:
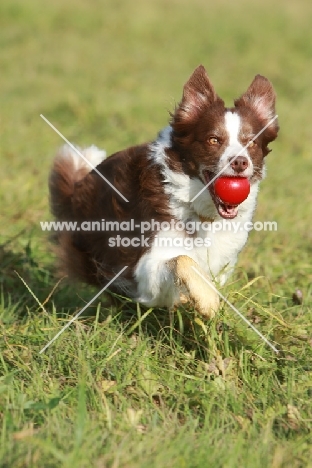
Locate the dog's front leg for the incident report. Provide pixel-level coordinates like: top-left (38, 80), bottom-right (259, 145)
top-left (167, 255), bottom-right (219, 319)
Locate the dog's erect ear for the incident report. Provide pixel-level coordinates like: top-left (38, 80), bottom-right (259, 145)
top-left (182, 65), bottom-right (218, 112)
top-left (235, 75), bottom-right (279, 152)
top-left (235, 75), bottom-right (277, 124)
top-left (172, 65), bottom-right (222, 125)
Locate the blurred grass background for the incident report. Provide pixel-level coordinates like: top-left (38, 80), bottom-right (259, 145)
top-left (1, 0), bottom-right (312, 467)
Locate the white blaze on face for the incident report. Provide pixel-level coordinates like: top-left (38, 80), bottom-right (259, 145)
top-left (219, 111), bottom-right (253, 177)
top-left (225, 112), bottom-right (242, 147)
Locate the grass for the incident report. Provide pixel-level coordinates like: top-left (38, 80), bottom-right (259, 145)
top-left (1, 0), bottom-right (312, 466)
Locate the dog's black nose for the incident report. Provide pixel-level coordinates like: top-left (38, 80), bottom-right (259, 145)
top-left (229, 156), bottom-right (249, 173)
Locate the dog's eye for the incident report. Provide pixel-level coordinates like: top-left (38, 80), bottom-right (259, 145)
top-left (208, 136), bottom-right (220, 145)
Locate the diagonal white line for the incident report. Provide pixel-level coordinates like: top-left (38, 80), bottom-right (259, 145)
top-left (191, 266), bottom-right (279, 354)
top-left (39, 266), bottom-right (128, 354)
top-left (40, 114), bottom-right (129, 203)
top-left (190, 115), bottom-right (278, 203)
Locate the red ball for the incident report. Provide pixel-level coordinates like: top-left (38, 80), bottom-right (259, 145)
top-left (214, 177), bottom-right (250, 205)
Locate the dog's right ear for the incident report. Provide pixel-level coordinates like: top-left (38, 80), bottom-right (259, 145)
top-left (171, 66), bottom-right (223, 127)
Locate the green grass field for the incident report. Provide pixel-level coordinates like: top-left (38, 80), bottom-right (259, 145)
top-left (1, 0), bottom-right (312, 466)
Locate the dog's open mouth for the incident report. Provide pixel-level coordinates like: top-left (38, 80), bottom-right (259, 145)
top-left (204, 171), bottom-right (240, 219)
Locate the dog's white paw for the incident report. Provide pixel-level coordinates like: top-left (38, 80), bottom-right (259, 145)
top-left (170, 255), bottom-right (220, 319)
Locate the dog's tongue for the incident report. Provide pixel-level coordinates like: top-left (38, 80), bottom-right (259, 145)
top-left (218, 202), bottom-right (239, 219)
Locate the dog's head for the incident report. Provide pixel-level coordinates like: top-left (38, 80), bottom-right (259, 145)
top-left (170, 65), bottom-right (279, 219)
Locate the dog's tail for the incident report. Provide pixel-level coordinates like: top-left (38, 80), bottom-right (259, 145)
top-left (49, 144), bottom-right (106, 219)
top-left (48, 144), bottom-right (107, 285)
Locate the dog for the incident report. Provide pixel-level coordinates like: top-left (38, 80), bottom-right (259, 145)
top-left (49, 65), bottom-right (279, 318)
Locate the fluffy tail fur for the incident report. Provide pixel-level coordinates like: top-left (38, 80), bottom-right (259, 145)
top-left (49, 144), bottom-right (106, 219)
top-left (49, 144), bottom-right (106, 284)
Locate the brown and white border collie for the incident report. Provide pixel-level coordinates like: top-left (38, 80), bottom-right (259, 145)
top-left (49, 65), bottom-right (279, 318)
